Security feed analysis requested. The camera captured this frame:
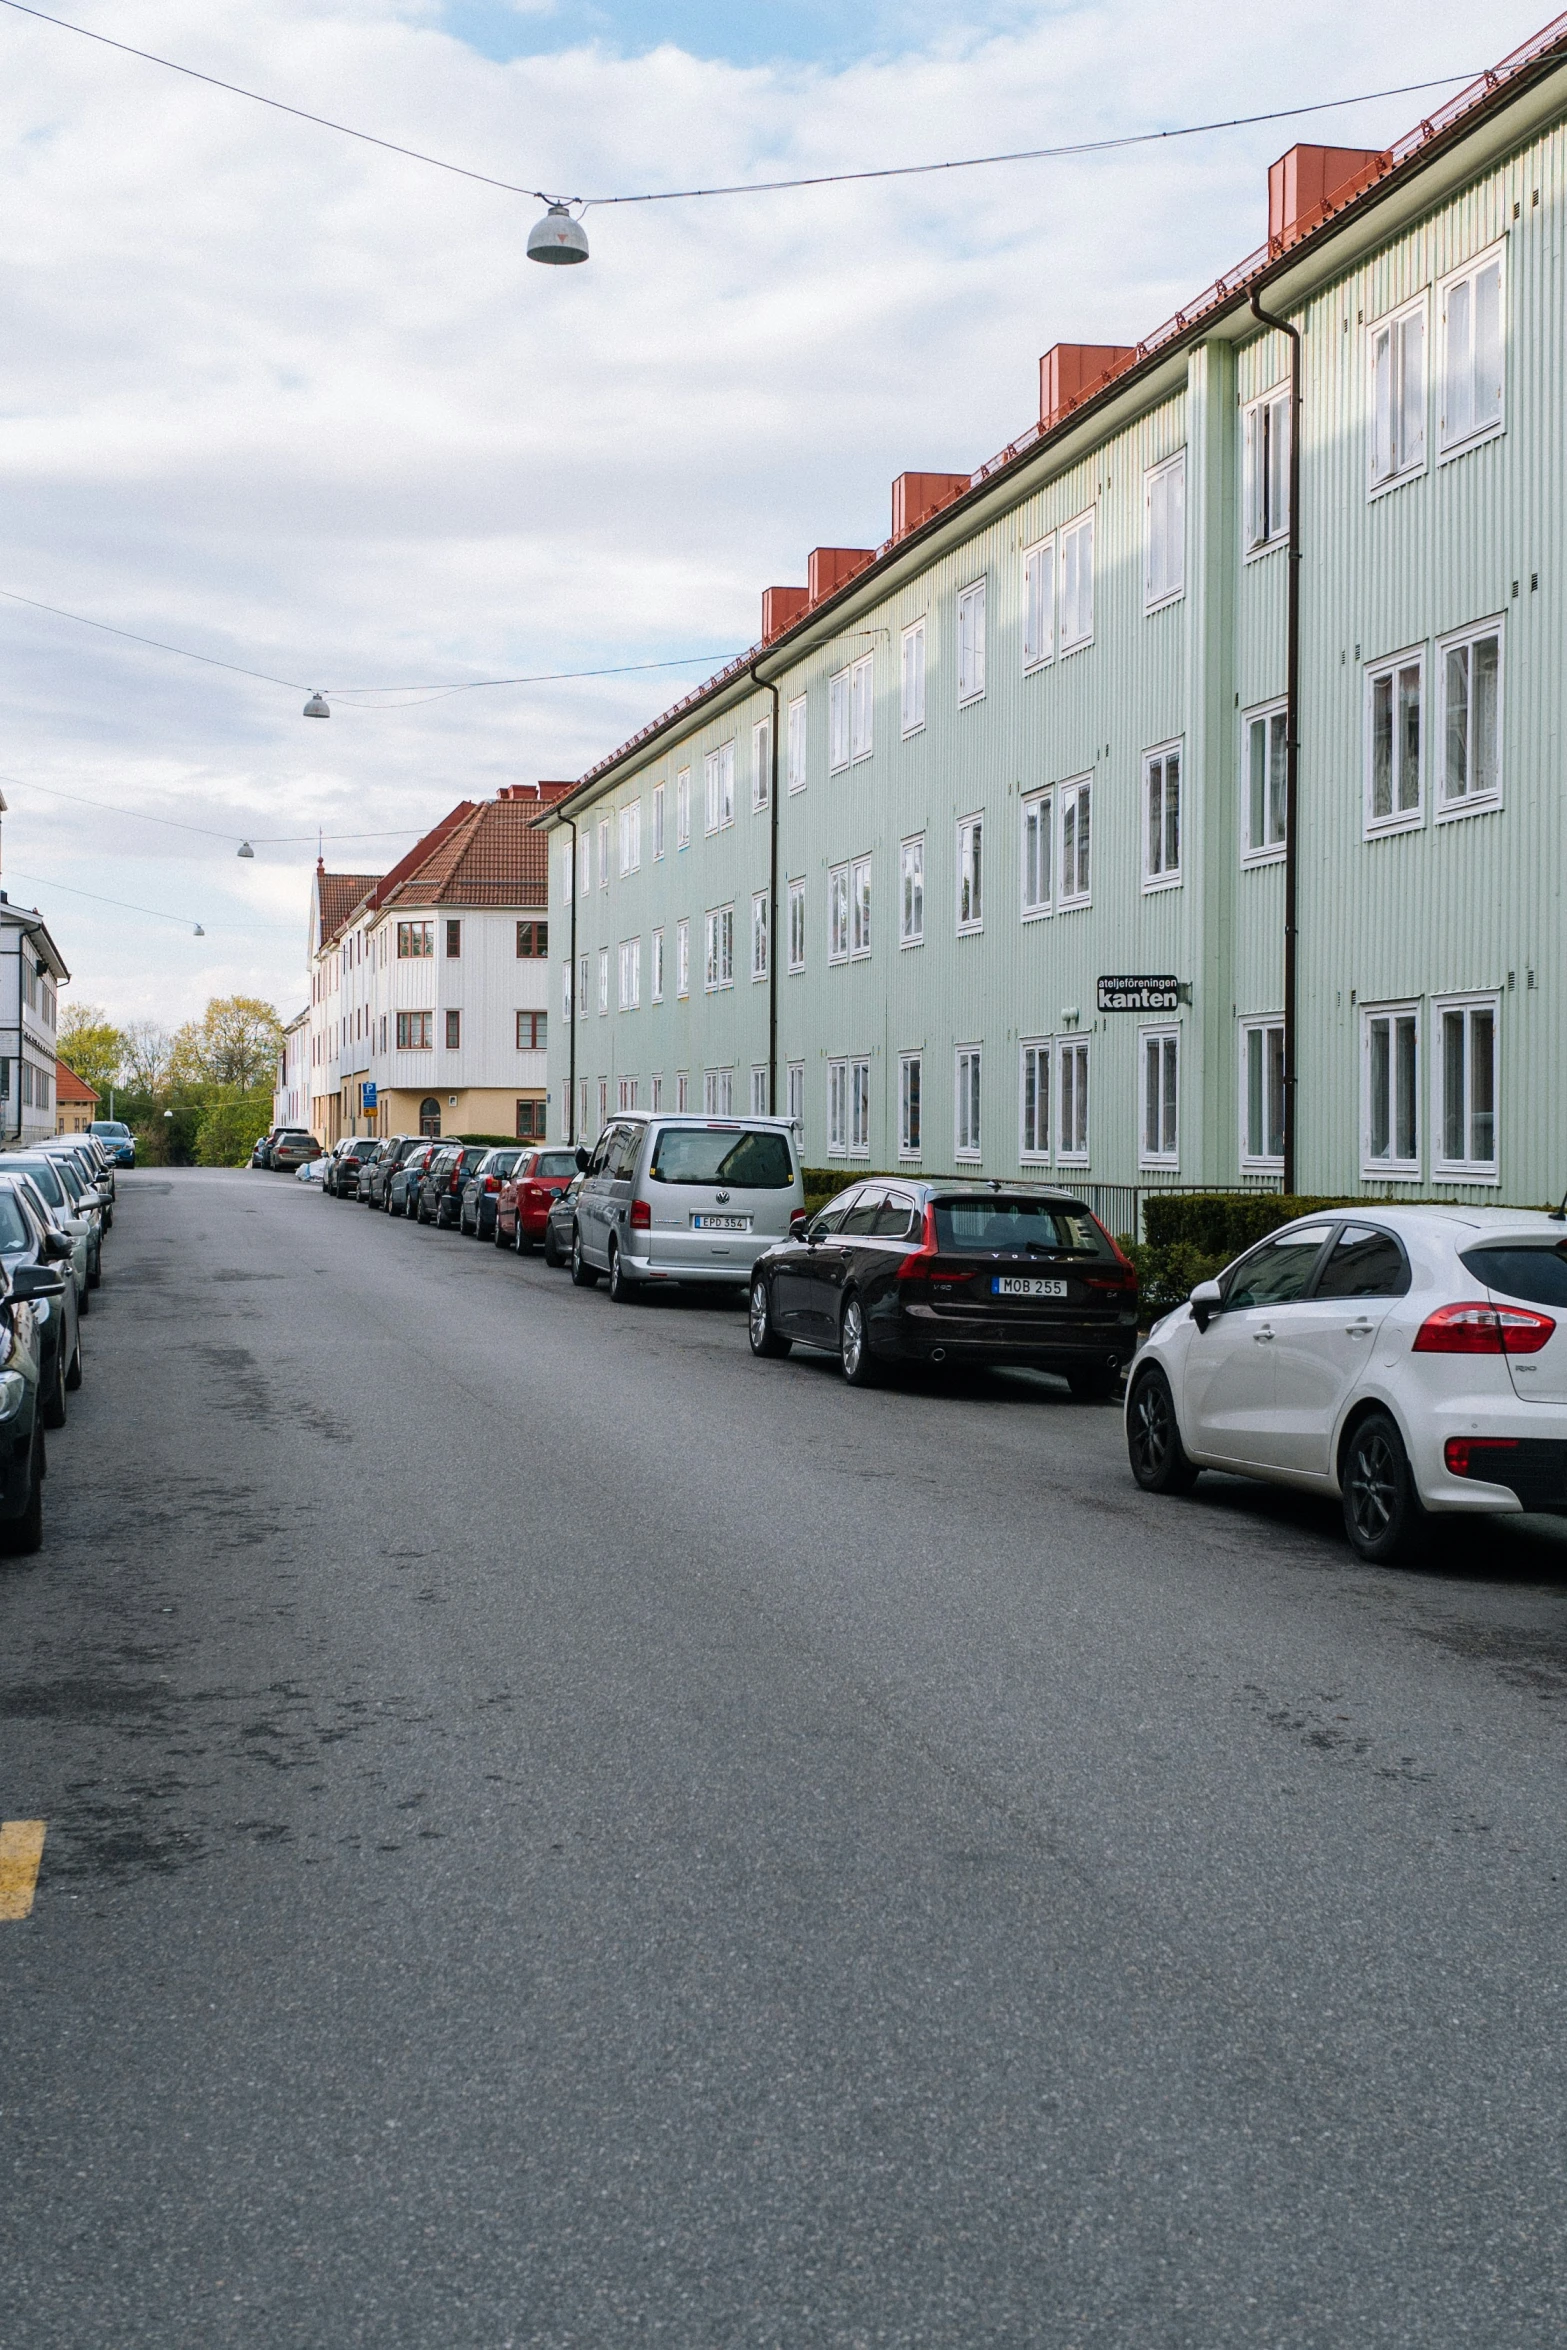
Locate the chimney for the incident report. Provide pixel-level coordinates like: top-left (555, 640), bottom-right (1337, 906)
top-left (1039, 343), bottom-right (1137, 429)
top-left (762, 586), bottom-right (809, 644)
top-left (891, 472), bottom-right (970, 540)
top-left (807, 546), bottom-right (874, 604)
top-left (1268, 145), bottom-right (1387, 252)
top-left (533, 780), bottom-right (575, 805)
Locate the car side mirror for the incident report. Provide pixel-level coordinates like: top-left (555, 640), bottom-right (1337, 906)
top-left (1189, 1279), bottom-right (1222, 1333)
top-left (9, 1263), bottom-right (64, 1300)
top-left (575, 1146), bottom-right (590, 1173)
top-left (789, 1212), bottom-right (808, 1241)
top-left (42, 1230), bottom-right (73, 1262)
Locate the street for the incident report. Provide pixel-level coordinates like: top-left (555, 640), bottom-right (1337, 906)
top-left (4, 1168), bottom-right (1567, 2347)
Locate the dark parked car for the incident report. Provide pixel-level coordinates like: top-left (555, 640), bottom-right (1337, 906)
top-left (459, 1148), bottom-right (522, 1240)
top-left (747, 1180), bottom-right (1139, 1393)
top-left (541, 1171), bottom-right (585, 1268)
top-left (364, 1135), bottom-right (421, 1210)
top-left (89, 1120), bottom-right (136, 1169)
top-left (387, 1140), bottom-right (441, 1217)
top-left (3, 1153), bottom-right (102, 1289)
top-left (271, 1129), bottom-right (321, 1172)
top-left (324, 1138), bottom-right (381, 1197)
top-left (416, 1144), bottom-right (490, 1228)
top-left (0, 1247), bottom-right (47, 1552)
top-left (496, 1146), bottom-right (583, 1253)
top-left (0, 1177), bottom-right (79, 1432)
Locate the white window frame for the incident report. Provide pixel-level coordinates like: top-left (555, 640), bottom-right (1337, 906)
top-left (828, 863), bottom-right (850, 963)
top-left (829, 668), bottom-right (851, 773)
top-left (900, 619), bottom-right (926, 735)
top-left (562, 841), bottom-right (575, 903)
top-left (704, 742), bottom-right (735, 834)
top-left (1057, 1037), bottom-right (1089, 1165)
top-left (787, 877), bottom-right (806, 973)
top-left (1139, 1026), bottom-right (1180, 1169)
top-left (752, 715), bottom-right (771, 812)
top-left (1019, 1037), bottom-right (1051, 1163)
top-left (1433, 992), bottom-right (1500, 1183)
top-left (1369, 291), bottom-right (1428, 494)
top-left (675, 917), bottom-right (690, 999)
top-left (954, 1044), bottom-right (982, 1161)
top-left (650, 1073), bottom-right (664, 1112)
top-left (1438, 238), bottom-right (1505, 461)
top-left (1144, 451), bottom-right (1186, 612)
top-left (957, 813), bottom-right (983, 934)
top-left (957, 579), bottom-right (986, 705)
top-left (750, 1065), bottom-right (769, 1117)
top-left (1363, 647), bottom-right (1425, 836)
top-left (618, 937), bottom-right (641, 1012)
top-left (1059, 511), bottom-right (1095, 653)
top-left (577, 836), bottom-right (591, 897)
top-left (1142, 741), bottom-right (1182, 890)
top-left (898, 1052), bottom-right (922, 1160)
top-left (849, 652), bottom-right (874, 764)
top-left (596, 947), bottom-right (609, 1016)
top-left (850, 856), bottom-right (871, 960)
top-left (618, 1076), bottom-right (638, 1114)
top-left (827, 1058), bottom-right (849, 1157)
top-left (751, 890), bottom-right (769, 982)
top-left (703, 904), bottom-right (734, 993)
top-left (618, 799), bottom-right (641, 877)
top-left (849, 1060), bottom-right (871, 1158)
top-left (1243, 385), bottom-right (1291, 556)
top-left (1021, 787), bottom-right (1053, 920)
top-left (1360, 1000), bottom-right (1420, 1178)
top-left (597, 1077), bottom-right (608, 1130)
top-left (900, 834), bottom-right (924, 947)
top-left (1058, 776), bottom-right (1092, 910)
top-left (1239, 1016), bottom-right (1287, 1172)
top-left (676, 1071), bottom-right (689, 1114)
top-left (704, 1067), bottom-right (734, 1117)
top-left (596, 815), bottom-right (610, 889)
top-left (1435, 617), bottom-right (1503, 820)
top-left (1023, 534), bottom-right (1055, 671)
top-left (650, 926), bottom-right (664, 1003)
top-left (577, 952), bottom-right (588, 1018)
top-left (1242, 700), bottom-right (1289, 864)
top-left (676, 768), bottom-right (691, 850)
top-left (787, 694), bottom-right (807, 793)
top-left (787, 1060), bottom-right (804, 1137)
top-left (561, 958), bottom-right (572, 1021)
top-left (651, 780), bottom-right (665, 861)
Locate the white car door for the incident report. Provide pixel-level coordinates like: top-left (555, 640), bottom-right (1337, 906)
top-left (1266, 1224), bottom-right (1410, 1475)
top-left (1181, 1227), bottom-right (1337, 1467)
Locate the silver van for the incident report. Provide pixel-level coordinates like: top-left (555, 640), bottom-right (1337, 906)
top-left (571, 1114), bottom-right (804, 1302)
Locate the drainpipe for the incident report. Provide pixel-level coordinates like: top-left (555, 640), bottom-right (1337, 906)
top-left (749, 661), bottom-right (781, 1113)
top-left (565, 814), bottom-right (579, 1144)
top-left (1249, 283), bottom-right (1302, 1197)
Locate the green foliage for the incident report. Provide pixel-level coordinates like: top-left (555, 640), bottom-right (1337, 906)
top-left (193, 1088), bottom-right (276, 1167)
top-left (456, 1133), bottom-right (519, 1147)
top-left (1132, 1193), bottom-right (1361, 1321)
top-left (56, 1004), bottom-right (124, 1102)
top-left (168, 996), bottom-right (283, 1091)
top-left (800, 1166), bottom-right (894, 1218)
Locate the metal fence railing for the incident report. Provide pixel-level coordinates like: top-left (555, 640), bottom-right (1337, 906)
top-left (1074, 1178), bottom-right (1284, 1243)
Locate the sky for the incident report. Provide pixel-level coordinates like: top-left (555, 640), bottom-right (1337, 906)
top-left (0, 0), bottom-right (1549, 1030)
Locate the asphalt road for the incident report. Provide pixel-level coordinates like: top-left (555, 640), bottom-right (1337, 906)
top-left (3, 1168), bottom-right (1566, 2348)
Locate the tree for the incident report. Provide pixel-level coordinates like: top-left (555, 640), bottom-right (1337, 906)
top-left (119, 1019), bottom-right (173, 1094)
top-left (56, 1004), bottom-right (124, 1102)
top-left (167, 996), bottom-right (283, 1091)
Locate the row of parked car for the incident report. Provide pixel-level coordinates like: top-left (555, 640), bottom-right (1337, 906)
top-left (0, 1128), bottom-right (122, 1554)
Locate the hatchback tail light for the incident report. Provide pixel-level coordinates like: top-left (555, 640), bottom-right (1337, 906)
top-left (1091, 1213), bottom-right (1136, 1272)
top-left (1444, 1436), bottom-right (1522, 1477)
top-left (629, 1199), bottom-right (651, 1230)
top-left (483, 1175), bottom-right (499, 1192)
top-left (1413, 1301), bottom-right (1556, 1355)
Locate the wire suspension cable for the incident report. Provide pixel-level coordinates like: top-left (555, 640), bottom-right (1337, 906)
top-left (2, 868), bottom-right (204, 928)
top-left (0, 773), bottom-right (430, 847)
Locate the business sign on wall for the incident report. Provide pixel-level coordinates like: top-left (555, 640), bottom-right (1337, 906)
top-left (1096, 974), bottom-right (1183, 1014)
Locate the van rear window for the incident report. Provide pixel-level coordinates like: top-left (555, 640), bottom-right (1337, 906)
top-left (932, 1198), bottom-right (1115, 1256)
top-left (649, 1128), bottom-right (794, 1190)
top-left (1460, 1243), bottom-right (1567, 1307)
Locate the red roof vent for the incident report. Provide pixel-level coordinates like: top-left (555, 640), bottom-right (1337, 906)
top-left (1268, 144), bottom-right (1388, 252)
top-left (762, 586), bottom-right (809, 643)
top-left (891, 472), bottom-right (970, 540)
top-left (1039, 343), bottom-right (1137, 429)
top-left (807, 546), bottom-right (875, 604)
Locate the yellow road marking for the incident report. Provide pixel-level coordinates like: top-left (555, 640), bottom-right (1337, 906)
top-left (0, 1821), bottom-right (46, 1919)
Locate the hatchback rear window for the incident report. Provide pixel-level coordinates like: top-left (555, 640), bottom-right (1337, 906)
top-left (535, 1152), bottom-right (578, 1179)
top-left (0, 1192), bottom-right (32, 1251)
top-left (12, 1161), bottom-right (66, 1208)
top-left (649, 1128), bottom-right (794, 1189)
top-left (932, 1198), bottom-right (1115, 1256)
top-left (1460, 1243), bottom-right (1567, 1308)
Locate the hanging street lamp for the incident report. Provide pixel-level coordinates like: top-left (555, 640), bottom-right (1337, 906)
top-left (303, 692), bottom-right (330, 718)
top-left (527, 203), bottom-right (589, 265)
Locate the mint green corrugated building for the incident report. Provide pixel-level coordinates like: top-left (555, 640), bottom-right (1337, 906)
top-left (544, 26), bottom-right (1567, 1225)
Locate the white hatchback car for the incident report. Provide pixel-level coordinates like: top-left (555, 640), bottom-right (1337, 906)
top-left (1125, 1205), bottom-right (1567, 1563)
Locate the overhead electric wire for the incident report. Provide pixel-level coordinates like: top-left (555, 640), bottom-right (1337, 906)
top-left (0, 1), bottom-right (1480, 213)
top-left (0, 585), bottom-right (309, 692)
top-left (3, 868), bottom-right (204, 929)
top-left (0, 773), bottom-right (430, 847)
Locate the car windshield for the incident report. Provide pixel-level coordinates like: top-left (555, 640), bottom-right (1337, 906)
top-left (932, 1198), bottom-right (1116, 1256)
top-left (1460, 1242), bottom-right (1567, 1308)
top-left (0, 1192), bottom-right (33, 1251)
top-left (91, 1123), bottom-right (130, 1138)
top-left (648, 1127), bottom-right (793, 1190)
top-left (535, 1152), bottom-right (578, 1179)
top-left (10, 1160), bottom-right (66, 1208)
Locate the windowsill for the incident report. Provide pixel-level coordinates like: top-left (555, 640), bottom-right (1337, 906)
top-left (901, 722), bottom-right (925, 741)
top-left (898, 1149), bottom-right (922, 1162)
top-left (1431, 1161), bottom-right (1501, 1186)
top-left (954, 1150), bottom-right (982, 1164)
top-left (1022, 654), bottom-right (1054, 677)
top-left (1241, 846), bottom-right (1287, 869)
top-left (1139, 1158), bottom-right (1180, 1173)
top-left (1142, 873), bottom-right (1182, 895)
top-left (1059, 635), bottom-right (1094, 659)
top-left (957, 691), bottom-right (985, 710)
top-left (850, 752), bottom-right (873, 768)
top-left (1057, 1155), bottom-right (1089, 1170)
top-left (752, 972), bottom-right (768, 985)
top-left (1143, 588), bottom-right (1185, 616)
top-left (1020, 1151), bottom-right (1050, 1167)
top-left (787, 963), bottom-right (804, 977)
top-left (1364, 809), bottom-right (1424, 839)
top-left (828, 953), bottom-right (848, 968)
top-left (1241, 1156), bottom-right (1285, 1175)
top-left (1437, 420), bottom-right (1504, 466)
top-left (1244, 535), bottom-right (1288, 564)
top-left (1435, 793), bottom-right (1502, 824)
top-left (829, 762), bottom-right (850, 778)
top-left (1361, 1159), bottom-right (1420, 1180)
top-left (1057, 895), bottom-right (1091, 915)
top-left (1368, 462), bottom-right (1428, 502)
top-left (850, 951), bottom-right (871, 964)
top-left (900, 935), bottom-right (924, 950)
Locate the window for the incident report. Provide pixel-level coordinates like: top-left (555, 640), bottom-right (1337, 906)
top-left (1437, 622), bottom-right (1502, 814)
top-left (1023, 536), bottom-right (1055, 669)
top-left (703, 1067), bottom-right (734, 1116)
top-left (422, 1095), bottom-right (443, 1137)
top-left (651, 1074), bottom-right (664, 1112)
top-left (397, 921), bottom-right (432, 958)
top-left (597, 1078), bottom-right (608, 1130)
top-left (784, 695), bottom-right (808, 798)
top-left (396, 1010), bottom-right (433, 1049)
top-left (901, 620), bottom-right (926, 734)
top-left (517, 1010), bottom-right (547, 1050)
top-left (829, 668), bottom-right (851, 772)
top-left (850, 653), bottom-right (873, 762)
top-left (651, 926), bottom-right (664, 1003)
top-left (1362, 1003), bottom-right (1419, 1174)
top-left (597, 815), bottom-right (610, 887)
top-left (828, 864), bottom-right (850, 962)
top-left (900, 835), bottom-right (924, 946)
top-left (1365, 650), bottom-right (1423, 830)
top-left (955, 1046), bottom-right (982, 1159)
top-left (578, 1078), bottom-right (588, 1134)
top-left (445, 1008), bottom-right (461, 1049)
top-left (1243, 703), bottom-right (1288, 860)
top-left (899, 1053), bottom-right (921, 1157)
top-left (1021, 790), bottom-right (1052, 918)
top-left (1059, 778), bottom-right (1091, 907)
top-left (445, 918), bottom-right (461, 958)
top-left (787, 878), bottom-right (806, 973)
top-left (743, 1065), bottom-right (763, 1116)
top-left (1060, 512), bottom-right (1094, 651)
top-left (850, 1060), bottom-right (870, 1157)
top-left (1141, 1029), bottom-right (1179, 1166)
top-left (380, 1014), bottom-right (387, 1053)
top-left (652, 782), bottom-right (665, 860)
top-left (1435, 996), bottom-right (1498, 1179)
top-left (1020, 1039), bottom-right (1051, 1160)
top-left (578, 836), bottom-right (591, 897)
top-left (787, 1061), bottom-right (804, 1135)
top-left (1244, 385), bottom-right (1291, 552)
top-left (618, 1077), bottom-right (638, 1113)
top-left (957, 580), bottom-right (986, 703)
top-left (561, 960), bottom-right (572, 1022)
top-left (516, 1099), bottom-right (546, 1141)
top-left (676, 1072), bottom-right (689, 1113)
top-left (1143, 743), bottom-right (1181, 886)
top-left (619, 800), bottom-right (641, 876)
top-left (1144, 453), bottom-right (1186, 609)
top-left (1058, 1039), bottom-right (1089, 1162)
top-left (676, 918), bottom-right (690, 997)
top-left (1439, 242), bottom-right (1504, 456)
top-left (576, 953), bottom-right (588, 1019)
top-left (751, 891), bottom-right (769, 982)
top-left (957, 815), bottom-right (983, 932)
top-left (597, 948), bottom-right (609, 1015)
top-left (517, 919), bottom-right (548, 957)
top-left (1370, 295), bottom-right (1427, 489)
top-left (752, 716), bottom-right (771, 811)
top-left (850, 857), bottom-right (871, 958)
top-left (704, 905), bottom-right (734, 991)
top-left (828, 1060), bottom-right (848, 1155)
top-left (704, 742), bottom-right (735, 833)
top-left (618, 939), bottom-right (641, 1011)
top-left (562, 842), bottom-right (575, 904)
top-left (1241, 1018), bottom-right (1286, 1168)
top-left (676, 768), bottom-right (691, 848)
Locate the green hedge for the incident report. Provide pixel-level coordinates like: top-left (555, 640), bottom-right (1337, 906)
top-left (1130, 1193), bottom-right (1360, 1321)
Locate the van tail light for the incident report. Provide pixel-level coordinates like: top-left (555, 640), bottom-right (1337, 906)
top-left (1444, 1436), bottom-right (1521, 1477)
top-left (896, 1203), bottom-right (940, 1279)
top-left (1413, 1301), bottom-right (1556, 1355)
top-left (629, 1199), bottom-right (651, 1230)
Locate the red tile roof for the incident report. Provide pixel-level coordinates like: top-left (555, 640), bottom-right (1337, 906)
top-left (317, 870), bottom-right (381, 941)
top-left (378, 795), bottom-right (550, 911)
top-left (55, 1058), bottom-right (99, 1107)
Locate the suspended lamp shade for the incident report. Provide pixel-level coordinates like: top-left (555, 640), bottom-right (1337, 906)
top-left (527, 203), bottom-right (589, 265)
top-left (303, 692), bottom-right (330, 718)
top-left (193, 924), bottom-right (205, 936)
top-left (237, 840), bottom-right (255, 859)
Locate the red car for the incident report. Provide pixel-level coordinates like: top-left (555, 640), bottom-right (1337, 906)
top-left (495, 1146), bottom-right (583, 1253)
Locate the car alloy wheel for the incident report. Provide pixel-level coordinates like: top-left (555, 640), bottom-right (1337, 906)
top-left (41, 1344), bottom-right (66, 1431)
top-left (1342, 1410), bottom-right (1427, 1566)
top-left (1126, 1368), bottom-right (1199, 1495)
top-left (65, 1336), bottom-right (82, 1391)
top-left (749, 1276), bottom-right (791, 1359)
top-left (570, 1231), bottom-right (599, 1288)
top-left (542, 1224), bottom-right (562, 1268)
top-left (839, 1294), bottom-right (876, 1387)
top-left (607, 1242), bottom-right (635, 1303)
